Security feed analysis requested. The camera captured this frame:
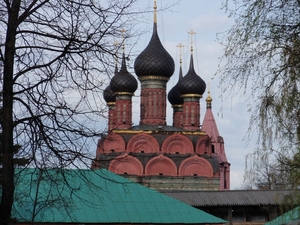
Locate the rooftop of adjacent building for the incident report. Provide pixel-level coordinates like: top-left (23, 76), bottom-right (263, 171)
top-left (161, 189), bottom-right (293, 207)
top-left (11, 168), bottom-right (226, 224)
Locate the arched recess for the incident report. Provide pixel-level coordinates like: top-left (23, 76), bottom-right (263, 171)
top-left (103, 133), bottom-right (125, 153)
top-left (178, 155), bottom-right (213, 177)
top-left (145, 154), bottom-right (177, 176)
top-left (96, 138), bottom-right (105, 154)
top-left (161, 134), bottom-right (193, 154)
top-left (127, 133), bottom-right (159, 153)
top-left (195, 135), bottom-right (211, 155)
top-left (109, 153), bottom-right (143, 175)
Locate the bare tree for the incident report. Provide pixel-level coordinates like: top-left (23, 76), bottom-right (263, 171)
top-left (218, 0), bottom-right (300, 192)
top-left (0, 0), bottom-right (146, 223)
top-left (243, 150), bottom-right (294, 190)
top-left (219, 0), bottom-right (300, 148)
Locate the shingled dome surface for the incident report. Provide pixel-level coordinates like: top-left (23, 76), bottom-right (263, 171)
top-left (134, 23), bottom-right (174, 78)
top-left (168, 66), bottom-right (184, 105)
top-left (110, 53), bottom-right (138, 93)
top-left (178, 54), bottom-right (206, 95)
top-left (103, 85), bottom-right (116, 103)
top-left (168, 83), bottom-right (184, 105)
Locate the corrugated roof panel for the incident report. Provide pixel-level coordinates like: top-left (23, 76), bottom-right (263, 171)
top-left (12, 168), bottom-right (226, 224)
top-left (161, 190), bottom-right (291, 206)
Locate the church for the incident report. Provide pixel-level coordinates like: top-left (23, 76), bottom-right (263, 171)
top-left (92, 1), bottom-right (230, 191)
top-left (90, 3), bottom-right (293, 224)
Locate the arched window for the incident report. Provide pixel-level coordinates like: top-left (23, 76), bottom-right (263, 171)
top-left (195, 135), bottom-right (211, 155)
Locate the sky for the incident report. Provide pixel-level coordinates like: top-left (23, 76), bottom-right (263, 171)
top-left (127, 0), bottom-right (256, 190)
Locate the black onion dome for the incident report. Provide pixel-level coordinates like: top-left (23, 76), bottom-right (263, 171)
top-left (178, 54), bottom-right (206, 95)
top-left (168, 66), bottom-right (183, 105)
top-left (103, 85), bottom-right (116, 103)
top-left (110, 52), bottom-right (138, 93)
top-left (134, 23), bottom-right (175, 78)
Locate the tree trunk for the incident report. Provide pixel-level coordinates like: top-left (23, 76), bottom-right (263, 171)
top-left (1, 0), bottom-right (21, 224)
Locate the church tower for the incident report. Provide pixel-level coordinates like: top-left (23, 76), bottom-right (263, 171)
top-left (93, 1), bottom-right (230, 191)
top-left (134, 1), bottom-right (174, 125)
top-left (168, 44), bottom-right (184, 127)
top-left (202, 89), bottom-right (231, 190)
top-left (178, 32), bottom-right (206, 131)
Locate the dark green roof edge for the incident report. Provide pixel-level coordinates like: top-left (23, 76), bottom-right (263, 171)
top-left (264, 206), bottom-right (300, 225)
top-left (11, 168), bottom-right (226, 224)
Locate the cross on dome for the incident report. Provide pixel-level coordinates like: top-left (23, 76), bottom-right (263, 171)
top-left (188, 30), bottom-right (196, 53)
top-left (177, 43), bottom-right (184, 66)
top-left (121, 28), bottom-right (126, 52)
top-left (154, 0), bottom-right (157, 23)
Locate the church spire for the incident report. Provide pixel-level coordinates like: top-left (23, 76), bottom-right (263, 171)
top-left (202, 88), bottom-right (230, 190)
top-left (202, 87), bottom-right (220, 139)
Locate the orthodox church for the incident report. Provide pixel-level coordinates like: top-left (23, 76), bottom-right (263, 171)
top-left (92, 2), bottom-right (230, 191)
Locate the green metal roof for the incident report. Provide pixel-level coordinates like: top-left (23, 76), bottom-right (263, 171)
top-left (265, 207), bottom-right (300, 225)
top-left (12, 168), bottom-right (226, 224)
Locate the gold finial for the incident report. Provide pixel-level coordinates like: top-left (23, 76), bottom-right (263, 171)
top-left (177, 43), bottom-right (184, 66)
top-left (121, 28), bottom-right (126, 53)
top-left (206, 82), bottom-right (212, 104)
top-left (188, 30), bottom-right (196, 53)
top-left (154, 0), bottom-right (157, 24)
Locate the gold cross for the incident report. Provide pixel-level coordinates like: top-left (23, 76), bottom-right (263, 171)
top-left (121, 28), bottom-right (126, 52)
top-left (154, 0), bottom-right (157, 23)
top-left (177, 43), bottom-right (184, 65)
top-left (207, 82), bottom-right (211, 95)
top-left (188, 30), bottom-right (196, 52)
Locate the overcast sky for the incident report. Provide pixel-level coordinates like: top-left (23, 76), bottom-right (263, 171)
top-left (126, 0), bottom-right (257, 190)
